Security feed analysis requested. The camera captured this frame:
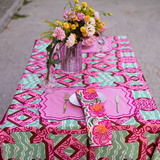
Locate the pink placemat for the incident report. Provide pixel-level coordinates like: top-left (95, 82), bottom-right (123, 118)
top-left (39, 86), bottom-right (135, 120)
top-left (82, 37), bottom-right (112, 53)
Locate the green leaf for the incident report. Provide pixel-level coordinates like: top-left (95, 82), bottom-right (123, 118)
top-left (88, 136), bottom-right (92, 141)
top-left (23, 0), bottom-right (32, 5)
top-left (52, 59), bottom-right (61, 64)
top-left (52, 64), bottom-right (55, 68)
top-left (70, 13), bottom-right (74, 17)
top-left (11, 13), bottom-right (28, 19)
top-left (57, 54), bottom-right (60, 59)
top-left (52, 38), bottom-right (58, 45)
top-left (90, 132), bottom-right (92, 137)
top-left (103, 116), bottom-right (108, 119)
top-left (83, 107), bottom-right (87, 110)
top-left (46, 44), bottom-right (52, 52)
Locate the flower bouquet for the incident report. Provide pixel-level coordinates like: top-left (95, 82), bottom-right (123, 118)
top-left (40, 0), bottom-right (112, 91)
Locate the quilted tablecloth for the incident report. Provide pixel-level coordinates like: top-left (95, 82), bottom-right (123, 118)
top-left (0, 36), bottom-right (160, 160)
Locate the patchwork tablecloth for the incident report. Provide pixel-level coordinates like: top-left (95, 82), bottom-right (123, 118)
top-left (0, 36), bottom-right (160, 160)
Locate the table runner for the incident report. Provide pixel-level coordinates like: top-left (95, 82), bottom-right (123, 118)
top-left (0, 36), bottom-right (160, 159)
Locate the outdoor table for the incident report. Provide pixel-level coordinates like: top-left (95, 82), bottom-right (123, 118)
top-left (0, 36), bottom-right (160, 160)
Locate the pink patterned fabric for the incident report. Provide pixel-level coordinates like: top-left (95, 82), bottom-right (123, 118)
top-left (1, 37), bottom-right (160, 159)
top-left (92, 120), bottom-right (112, 146)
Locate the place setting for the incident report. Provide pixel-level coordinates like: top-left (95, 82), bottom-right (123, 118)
top-left (39, 86), bottom-right (136, 120)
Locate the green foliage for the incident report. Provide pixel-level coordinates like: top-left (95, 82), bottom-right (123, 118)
top-left (40, 30), bottom-right (53, 40)
top-left (64, 1), bottom-right (74, 10)
top-left (45, 38), bottom-right (62, 68)
top-left (11, 13), bottom-right (28, 19)
top-left (23, 0), bottom-right (32, 5)
top-left (42, 20), bottom-right (57, 27)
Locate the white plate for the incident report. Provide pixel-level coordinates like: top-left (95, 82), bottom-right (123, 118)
top-left (69, 92), bottom-right (106, 107)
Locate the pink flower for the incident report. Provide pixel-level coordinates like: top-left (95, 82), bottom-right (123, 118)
top-left (92, 120), bottom-right (112, 146)
top-left (83, 88), bottom-right (97, 100)
top-left (101, 25), bottom-right (107, 32)
top-left (94, 10), bottom-right (100, 20)
top-left (66, 33), bottom-right (75, 48)
top-left (77, 13), bottom-right (85, 21)
top-left (63, 9), bottom-right (76, 20)
top-left (52, 27), bottom-right (66, 41)
top-left (89, 103), bottom-right (106, 117)
top-left (83, 36), bottom-right (96, 47)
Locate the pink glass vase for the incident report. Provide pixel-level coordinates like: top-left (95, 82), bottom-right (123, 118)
top-left (60, 42), bottom-right (82, 74)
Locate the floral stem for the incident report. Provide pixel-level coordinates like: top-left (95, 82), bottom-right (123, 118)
top-left (46, 63), bottom-right (51, 82)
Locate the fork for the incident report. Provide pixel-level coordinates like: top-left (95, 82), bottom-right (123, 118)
top-left (63, 92), bottom-right (70, 113)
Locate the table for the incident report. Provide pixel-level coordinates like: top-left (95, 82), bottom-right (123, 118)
top-left (0, 36), bottom-right (160, 160)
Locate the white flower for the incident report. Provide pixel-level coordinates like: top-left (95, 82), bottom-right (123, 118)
top-left (85, 25), bottom-right (95, 37)
top-left (87, 17), bottom-right (95, 25)
top-left (94, 10), bottom-right (100, 20)
top-left (66, 33), bottom-right (75, 48)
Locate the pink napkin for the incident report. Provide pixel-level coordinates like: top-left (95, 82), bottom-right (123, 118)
top-left (76, 88), bottom-right (112, 147)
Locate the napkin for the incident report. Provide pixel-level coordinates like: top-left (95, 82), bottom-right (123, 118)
top-left (76, 88), bottom-right (112, 147)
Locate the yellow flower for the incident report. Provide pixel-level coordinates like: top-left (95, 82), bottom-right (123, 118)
top-left (74, 0), bottom-right (79, 3)
top-left (63, 22), bottom-right (69, 29)
top-left (100, 24), bottom-right (104, 29)
top-left (71, 24), bottom-right (76, 30)
top-left (56, 20), bottom-right (62, 26)
top-left (68, 23), bottom-right (72, 28)
top-left (74, 22), bottom-right (79, 27)
top-left (84, 15), bottom-right (90, 22)
top-left (102, 22), bottom-right (105, 26)
top-left (96, 18), bottom-right (101, 23)
top-left (81, 2), bottom-right (87, 8)
top-left (73, 16), bottom-right (78, 21)
top-left (80, 26), bottom-right (86, 32)
top-left (89, 8), bottom-right (93, 12)
top-left (72, 33), bottom-right (76, 38)
top-left (75, 40), bottom-right (78, 44)
top-left (76, 4), bottom-right (81, 10)
top-left (82, 31), bottom-right (87, 37)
